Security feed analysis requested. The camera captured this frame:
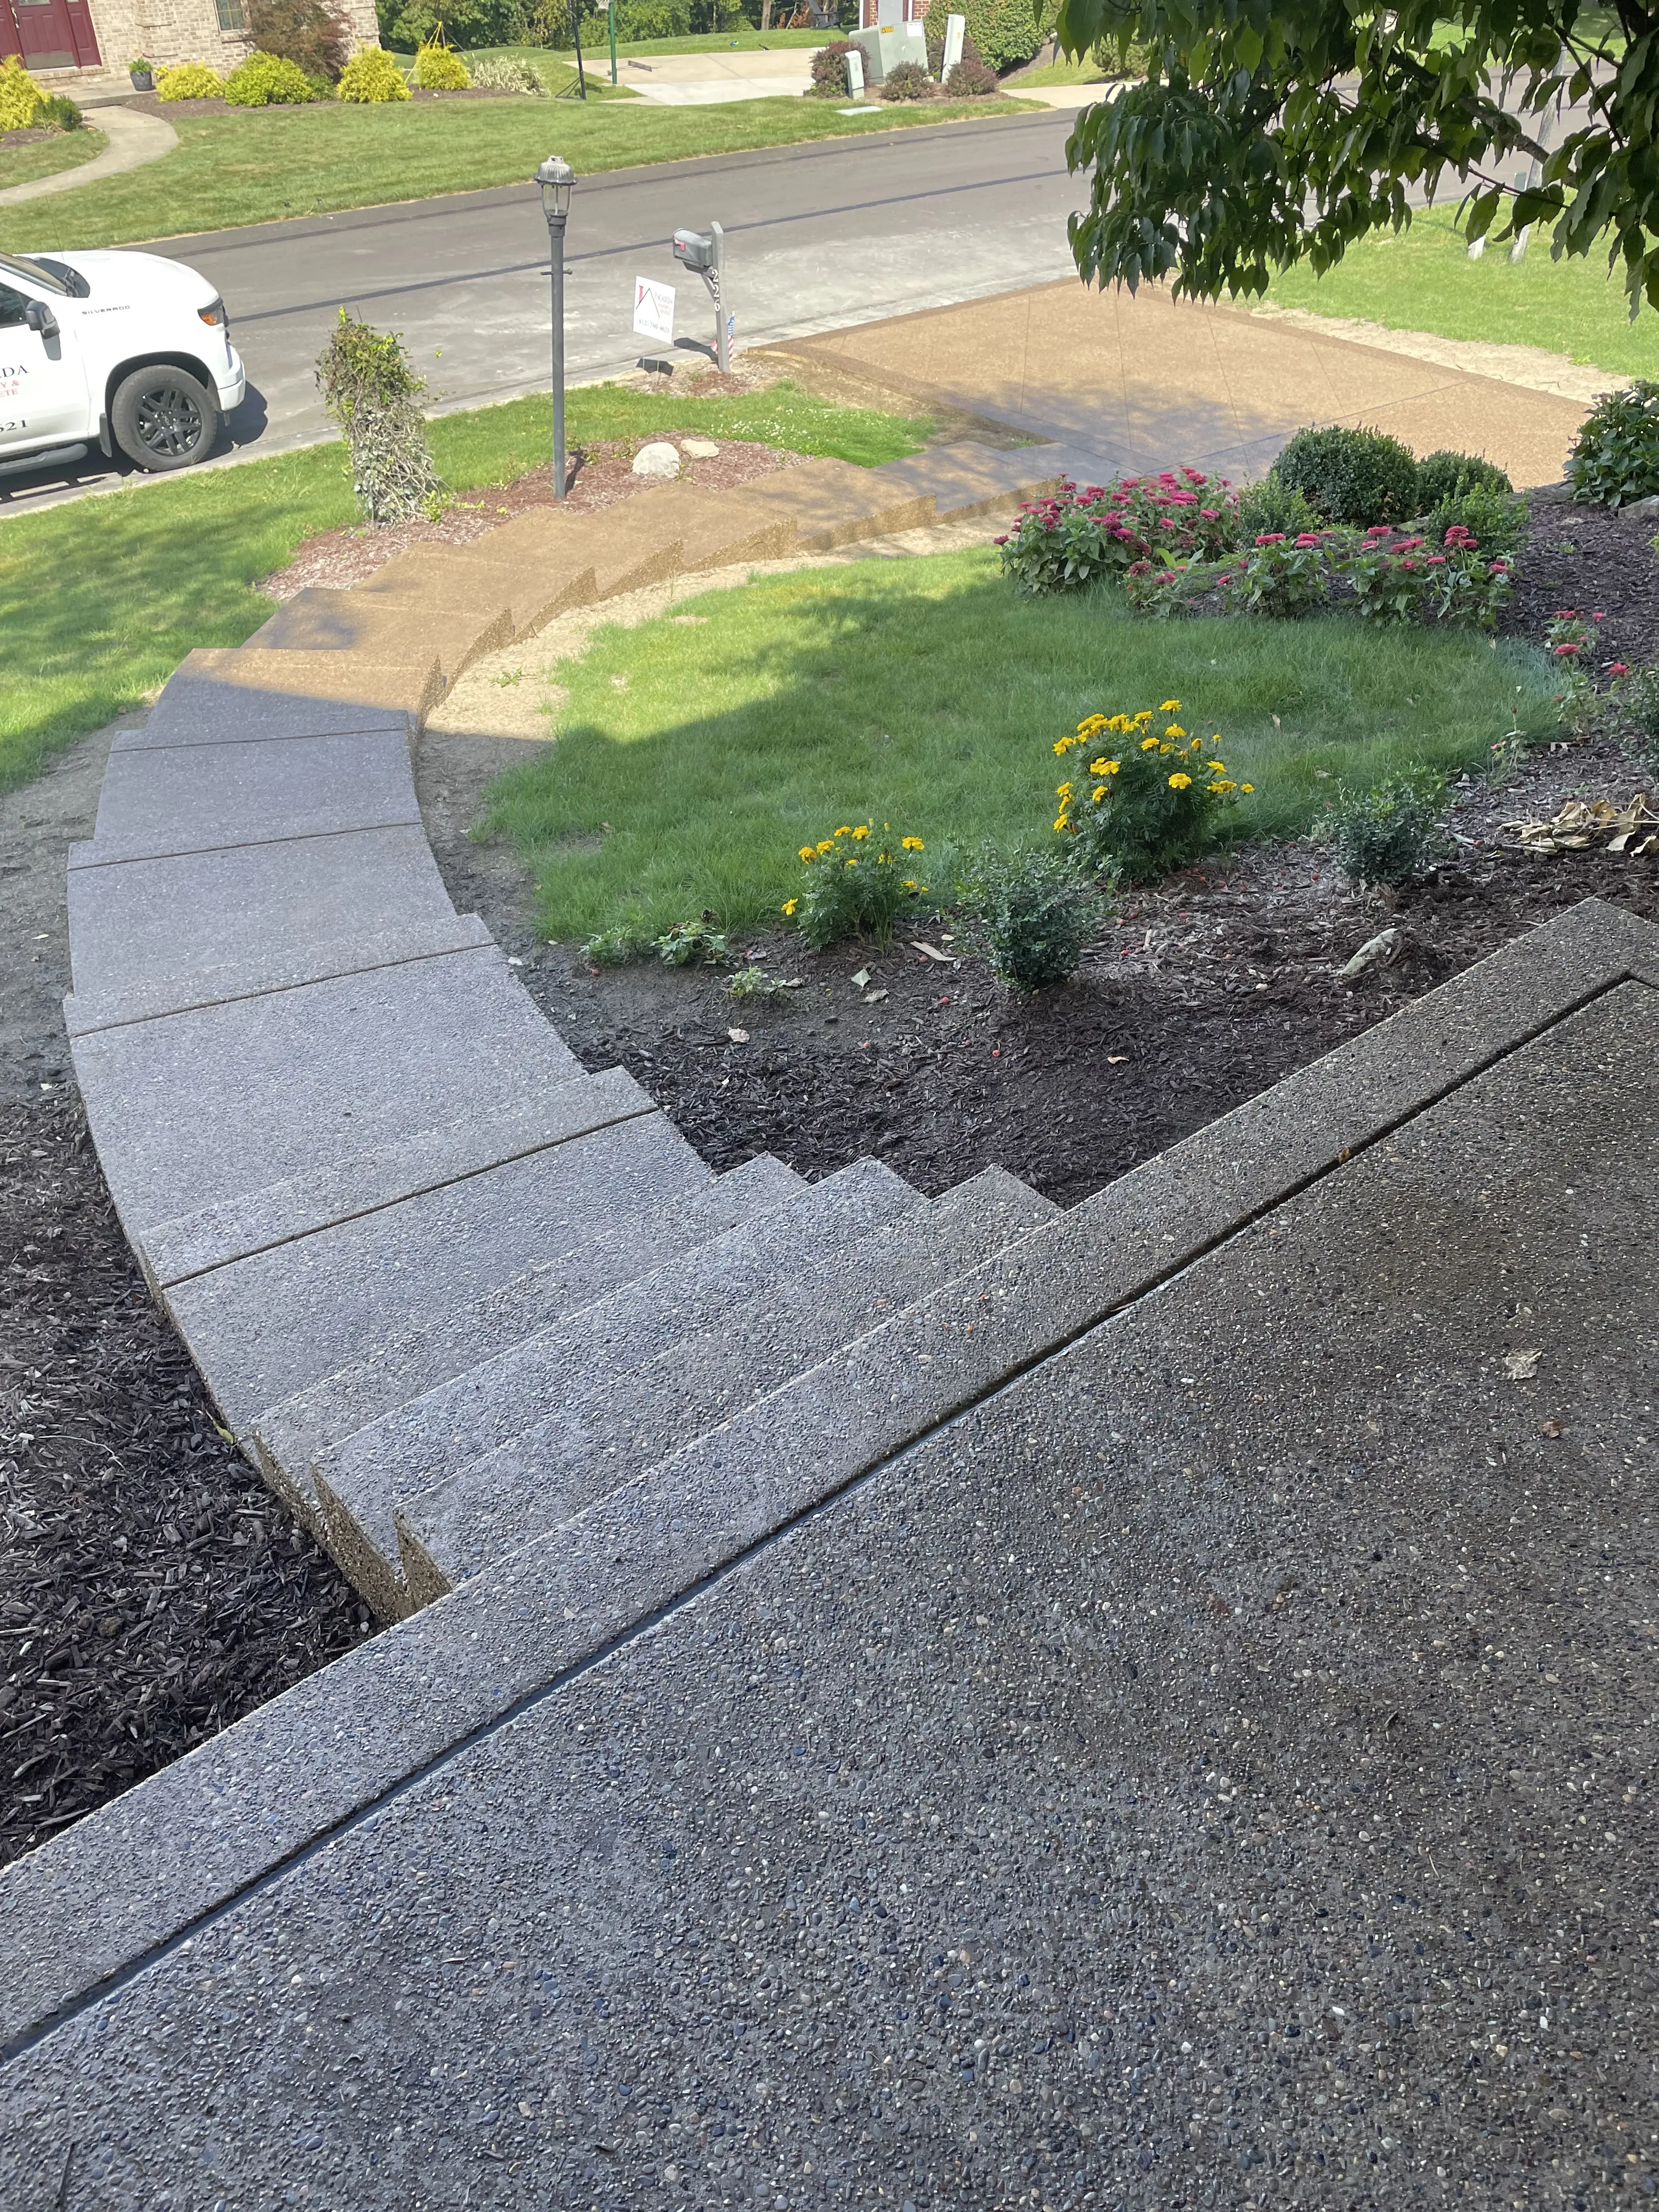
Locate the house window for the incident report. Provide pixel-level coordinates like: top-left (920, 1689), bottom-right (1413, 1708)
top-left (215, 0), bottom-right (249, 29)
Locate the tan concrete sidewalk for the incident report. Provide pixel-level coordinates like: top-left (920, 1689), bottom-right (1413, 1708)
top-left (783, 276), bottom-right (1589, 489)
top-left (0, 102), bottom-right (176, 209)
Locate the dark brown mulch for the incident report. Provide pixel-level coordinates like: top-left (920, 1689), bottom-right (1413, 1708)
top-left (1, 123), bottom-right (78, 147)
top-left (520, 754), bottom-right (1659, 1210)
top-left (266, 436), bottom-right (796, 600)
top-left (1498, 495), bottom-right (1659, 678)
top-left (0, 1102), bottom-right (373, 1872)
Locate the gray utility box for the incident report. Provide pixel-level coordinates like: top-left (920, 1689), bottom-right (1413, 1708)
top-left (848, 20), bottom-right (927, 83)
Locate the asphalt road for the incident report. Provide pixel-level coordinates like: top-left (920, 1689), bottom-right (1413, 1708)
top-left (3, 109), bottom-right (1086, 508)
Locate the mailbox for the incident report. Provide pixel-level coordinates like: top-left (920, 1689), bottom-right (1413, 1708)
top-left (673, 228), bottom-right (716, 273)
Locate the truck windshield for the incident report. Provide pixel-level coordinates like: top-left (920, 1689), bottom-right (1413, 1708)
top-left (0, 253), bottom-right (85, 297)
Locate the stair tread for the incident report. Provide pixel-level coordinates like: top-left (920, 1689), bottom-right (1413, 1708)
top-left (247, 1149), bottom-right (807, 1513)
top-left (308, 1157), bottom-right (924, 1573)
top-left (396, 1165), bottom-right (1058, 1599)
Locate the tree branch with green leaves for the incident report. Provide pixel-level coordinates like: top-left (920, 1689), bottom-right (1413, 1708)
top-left (1056, 0), bottom-right (1659, 312)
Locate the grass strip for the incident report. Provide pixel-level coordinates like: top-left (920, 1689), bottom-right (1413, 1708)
top-left (0, 96), bottom-right (1034, 253)
top-left (0, 379), bottom-right (930, 794)
top-left (0, 128), bottom-right (108, 192)
top-left (1266, 206), bottom-right (1659, 381)
top-left (487, 548), bottom-right (1555, 939)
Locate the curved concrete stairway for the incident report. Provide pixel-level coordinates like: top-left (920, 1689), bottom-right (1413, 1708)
top-left (68, 445), bottom-right (1076, 1620)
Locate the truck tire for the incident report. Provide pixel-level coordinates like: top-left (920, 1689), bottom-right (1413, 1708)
top-left (110, 364), bottom-right (221, 472)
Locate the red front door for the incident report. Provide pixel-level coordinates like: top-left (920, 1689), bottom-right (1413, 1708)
top-left (1, 0), bottom-right (101, 70)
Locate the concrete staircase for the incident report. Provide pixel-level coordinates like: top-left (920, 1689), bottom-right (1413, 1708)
top-left (69, 442), bottom-right (1074, 1621)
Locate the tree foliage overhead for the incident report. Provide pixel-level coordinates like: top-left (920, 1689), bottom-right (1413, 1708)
top-left (1055, 0), bottom-right (1659, 312)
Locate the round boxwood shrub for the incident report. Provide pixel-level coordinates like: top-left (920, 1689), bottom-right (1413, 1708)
top-left (225, 50), bottom-right (320, 102)
top-left (945, 55), bottom-right (999, 94)
top-left (336, 45), bottom-right (412, 99)
top-left (1414, 449), bottom-right (1513, 510)
top-left (413, 37), bottom-right (470, 86)
top-left (882, 59), bottom-right (935, 99)
top-left (1567, 380), bottom-right (1659, 507)
top-left (1272, 424), bottom-right (1420, 527)
top-left (155, 60), bottom-right (225, 98)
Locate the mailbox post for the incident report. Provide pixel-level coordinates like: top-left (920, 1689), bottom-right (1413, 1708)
top-left (673, 222), bottom-right (730, 373)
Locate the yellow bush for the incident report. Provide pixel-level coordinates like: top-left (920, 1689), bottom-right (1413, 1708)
top-left (0, 55), bottom-right (46, 130)
top-left (155, 60), bottom-right (226, 99)
top-left (336, 46), bottom-right (411, 100)
top-left (413, 39), bottom-right (471, 89)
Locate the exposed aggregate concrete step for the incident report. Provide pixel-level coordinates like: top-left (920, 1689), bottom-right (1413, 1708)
top-left (63, 828), bottom-right (493, 1035)
top-left (72, 945), bottom-right (580, 1249)
top-left (117, 652), bottom-right (417, 749)
top-left (307, 1156), bottom-right (927, 1605)
top-left (396, 1164), bottom-right (1062, 1605)
top-left (354, 545), bottom-right (599, 640)
top-left (471, 503), bottom-right (687, 601)
top-left (247, 587), bottom-right (511, 686)
top-left (737, 455), bottom-right (937, 546)
top-left (77, 727), bottom-right (421, 865)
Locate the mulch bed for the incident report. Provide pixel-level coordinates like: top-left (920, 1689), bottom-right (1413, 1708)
top-left (0, 1104), bottom-right (371, 1871)
top-left (266, 435), bottom-right (796, 599)
top-left (4, 486), bottom-right (1655, 1870)
top-left (523, 744), bottom-right (1658, 1208)
top-left (125, 85), bottom-right (540, 118)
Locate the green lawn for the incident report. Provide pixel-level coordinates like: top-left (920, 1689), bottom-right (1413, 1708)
top-left (0, 126), bottom-right (106, 191)
top-left (0, 92), bottom-right (1032, 252)
top-left (487, 549), bottom-right (1554, 938)
top-left (0, 380), bottom-right (929, 794)
top-left (1266, 205), bottom-right (1659, 380)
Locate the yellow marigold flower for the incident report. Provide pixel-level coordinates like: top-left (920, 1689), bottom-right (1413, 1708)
top-left (851, 823), bottom-right (870, 840)
top-left (845, 857), bottom-right (858, 868)
top-left (1187, 737), bottom-right (1203, 751)
top-left (1169, 771), bottom-right (1193, 789)
top-left (901, 836), bottom-right (924, 851)
top-left (1207, 760), bottom-right (1226, 772)
top-left (1241, 782), bottom-right (1255, 793)
top-left (1056, 781), bottom-right (1073, 797)
top-left (1053, 740), bottom-right (1070, 755)
top-left (816, 839), bottom-right (834, 857)
top-left (901, 877), bottom-right (919, 891)
top-left (799, 845), bottom-right (815, 862)
top-left (1092, 785), bottom-right (1107, 802)
top-left (781, 897), bottom-right (799, 915)
top-left (1088, 757), bottom-right (1109, 774)
top-left (1053, 816), bottom-right (1068, 833)
top-left (1165, 723), bottom-right (1187, 739)
top-left (1160, 698), bottom-right (1181, 712)
top-left (1141, 735), bottom-right (1161, 752)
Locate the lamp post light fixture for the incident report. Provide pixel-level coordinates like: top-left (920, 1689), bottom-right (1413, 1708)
top-left (535, 154), bottom-right (575, 499)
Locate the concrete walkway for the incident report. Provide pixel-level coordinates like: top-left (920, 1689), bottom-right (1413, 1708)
top-left (781, 276), bottom-right (1593, 489)
top-left (619, 47), bottom-right (817, 103)
top-left (0, 101), bottom-right (176, 210)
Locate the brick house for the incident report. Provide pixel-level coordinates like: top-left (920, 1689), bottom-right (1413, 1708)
top-left (2, 0), bottom-right (375, 78)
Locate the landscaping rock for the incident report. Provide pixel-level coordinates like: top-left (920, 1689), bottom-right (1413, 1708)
top-left (630, 440), bottom-right (682, 478)
top-left (680, 437), bottom-right (721, 458)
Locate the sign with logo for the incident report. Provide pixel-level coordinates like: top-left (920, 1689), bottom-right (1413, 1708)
top-left (633, 277), bottom-right (675, 345)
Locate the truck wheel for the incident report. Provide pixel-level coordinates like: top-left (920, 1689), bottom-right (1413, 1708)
top-left (110, 364), bottom-right (220, 472)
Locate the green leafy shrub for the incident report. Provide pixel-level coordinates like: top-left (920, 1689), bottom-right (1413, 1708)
top-left (809, 38), bottom-right (859, 96)
top-left (1217, 531), bottom-right (1333, 619)
top-left (314, 307), bottom-right (442, 522)
top-left (1273, 425), bottom-right (1420, 527)
top-left (726, 966), bottom-right (791, 1002)
top-left (1426, 481), bottom-right (1527, 557)
top-left (250, 0), bottom-right (350, 79)
top-left (997, 471), bottom-right (1237, 595)
top-left (945, 55), bottom-right (999, 93)
top-left (784, 822), bottom-right (929, 949)
top-left (1567, 381), bottom-right (1659, 507)
top-left (155, 60), bottom-right (225, 97)
top-left (882, 60), bottom-right (936, 99)
top-left (336, 44), bottom-right (412, 98)
top-left (654, 916), bottom-right (730, 965)
top-left (1234, 472), bottom-right (1323, 539)
top-left (413, 35), bottom-right (471, 83)
top-left (36, 91), bottom-right (84, 128)
top-left (970, 845), bottom-right (1097, 990)
top-left (469, 52), bottom-right (547, 90)
top-left (225, 50), bottom-right (321, 101)
top-left (923, 0), bottom-right (1041, 71)
top-left (1320, 777), bottom-right (1449, 888)
top-left (582, 927), bottom-right (648, 965)
top-left (0, 54), bottom-right (46, 128)
top-left (1053, 701), bottom-right (1250, 883)
top-left (1414, 449), bottom-right (1511, 510)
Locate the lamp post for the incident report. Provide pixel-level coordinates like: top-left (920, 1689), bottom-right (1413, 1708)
top-left (535, 155), bottom-right (575, 499)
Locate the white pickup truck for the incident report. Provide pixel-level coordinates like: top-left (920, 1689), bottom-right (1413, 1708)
top-left (0, 246), bottom-right (246, 480)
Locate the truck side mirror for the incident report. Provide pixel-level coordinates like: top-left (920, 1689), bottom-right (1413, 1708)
top-left (23, 299), bottom-right (59, 342)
